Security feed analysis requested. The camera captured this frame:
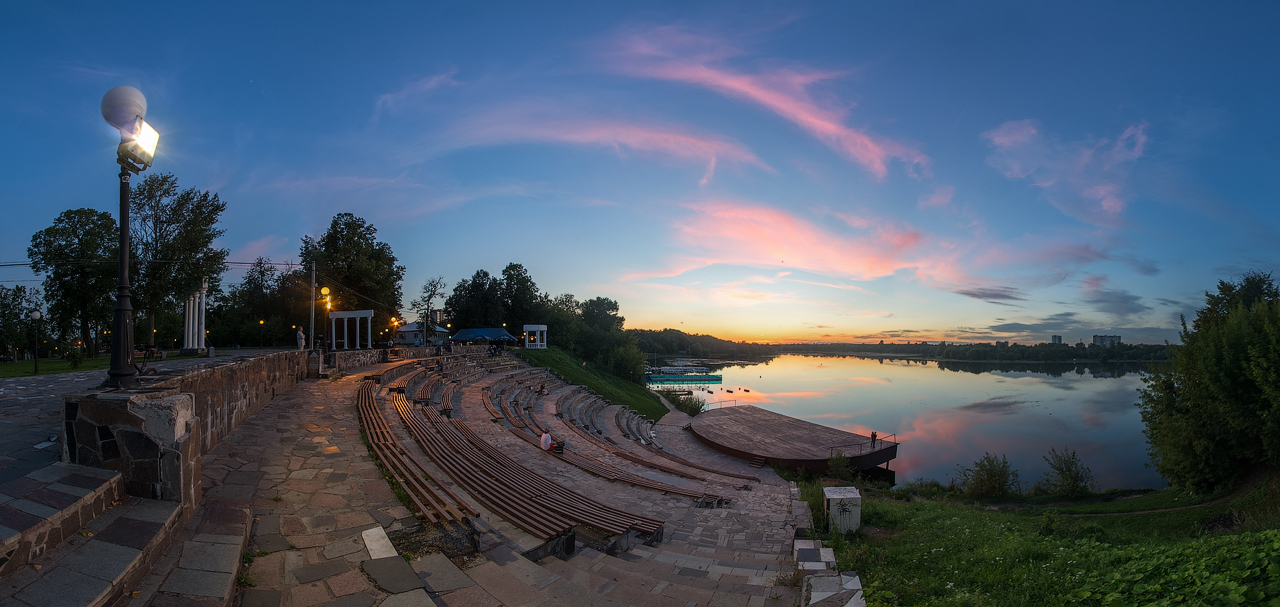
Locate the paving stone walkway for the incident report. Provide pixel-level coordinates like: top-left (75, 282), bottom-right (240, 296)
top-left (0, 350), bottom-right (281, 485)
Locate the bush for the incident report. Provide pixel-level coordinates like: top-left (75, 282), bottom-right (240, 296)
top-left (827, 451), bottom-right (852, 481)
top-left (65, 347), bottom-right (85, 370)
top-left (955, 452), bottom-right (1020, 498)
top-left (1036, 446), bottom-right (1095, 497)
top-left (657, 390), bottom-right (706, 416)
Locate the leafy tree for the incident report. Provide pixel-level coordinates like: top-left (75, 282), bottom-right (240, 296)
top-left (301, 213), bottom-right (405, 330)
top-left (129, 173), bottom-right (229, 346)
top-left (443, 269), bottom-right (503, 329)
top-left (27, 208), bottom-right (117, 355)
top-left (827, 450), bottom-right (852, 481)
top-left (954, 452), bottom-right (1019, 498)
top-left (1035, 446), bottom-right (1095, 497)
top-left (0, 285), bottom-right (42, 360)
top-left (500, 263), bottom-right (540, 333)
top-left (408, 275), bottom-right (446, 329)
top-left (1139, 272), bottom-right (1280, 493)
top-left (581, 297), bottom-right (623, 332)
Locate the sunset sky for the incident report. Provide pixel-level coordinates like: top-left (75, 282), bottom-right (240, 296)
top-left (3, 3), bottom-right (1277, 344)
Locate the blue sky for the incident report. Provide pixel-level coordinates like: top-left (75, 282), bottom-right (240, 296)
top-left (3, 2), bottom-right (1277, 343)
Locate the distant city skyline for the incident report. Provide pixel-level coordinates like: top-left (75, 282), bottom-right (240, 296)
top-left (3, 3), bottom-right (1277, 344)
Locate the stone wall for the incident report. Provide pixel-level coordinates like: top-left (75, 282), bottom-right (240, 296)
top-left (326, 349), bottom-right (385, 371)
top-left (61, 350), bottom-right (307, 515)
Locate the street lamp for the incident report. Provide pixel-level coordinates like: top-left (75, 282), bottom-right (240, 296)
top-left (29, 310), bottom-right (41, 375)
top-left (101, 85), bottom-right (159, 389)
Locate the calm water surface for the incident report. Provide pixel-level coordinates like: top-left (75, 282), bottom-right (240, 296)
top-left (702, 354), bottom-right (1164, 490)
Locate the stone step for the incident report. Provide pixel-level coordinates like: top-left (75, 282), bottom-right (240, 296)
top-left (532, 548), bottom-right (785, 607)
top-left (0, 494), bottom-right (181, 607)
top-left (0, 462), bottom-right (123, 578)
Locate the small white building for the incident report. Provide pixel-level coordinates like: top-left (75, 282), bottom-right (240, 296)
top-left (524, 324), bottom-right (548, 349)
top-left (396, 321), bottom-right (449, 346)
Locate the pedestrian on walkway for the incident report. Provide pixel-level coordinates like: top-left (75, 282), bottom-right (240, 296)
top-left (296, 327), bottom-right (305, 350)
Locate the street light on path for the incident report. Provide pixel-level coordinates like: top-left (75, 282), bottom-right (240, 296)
top-left (100, 85), bottom-right (159, 389)
top-left (29, 310), bottom-right (41, 375)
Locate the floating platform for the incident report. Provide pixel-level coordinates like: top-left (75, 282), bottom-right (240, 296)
top-left (646, 374), bottom-right (722, 385)
top-left (689, 406), bottom-right (897, 473)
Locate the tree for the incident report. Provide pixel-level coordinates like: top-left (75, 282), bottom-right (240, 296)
top-left (130, 173), bottom-right (229, 346)
top-left (28, 208), bottom-right (118, 355)
top-left (581, 297), bottom-right (623, 332)
top-left (500, 263), bottom-right (540, 333)
top-left (301, 213), bottom-right (405, 331)
top-left (443, 270), bottom-right (503, 329)
top-left (408, 275), bottom-right (446, 329)
top-left (1139, 272), bottom-right (1280, 493)
top-left (0, 285), bottom-right (42, 360)
top-left (954, 452), bottom-right (1019, 498)
top-left (1036, 446), bottom-right (1095, 497)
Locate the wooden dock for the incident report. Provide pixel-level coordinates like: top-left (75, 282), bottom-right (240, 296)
top-left (689, 406), bottom-right (897, 472)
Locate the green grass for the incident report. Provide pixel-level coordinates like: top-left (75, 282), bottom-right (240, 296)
top-left (0, 352), bottom-right (218, 378)
top-left (802, 470), bottom-right (1280, 606)
top-left (511, 347), bottom-right (667, 420)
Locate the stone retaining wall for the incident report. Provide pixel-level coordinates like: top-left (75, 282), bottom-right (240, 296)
top-left (326, 349), bottom-right (385, 371)
top-left (62, 350), bottom-right (307, 517)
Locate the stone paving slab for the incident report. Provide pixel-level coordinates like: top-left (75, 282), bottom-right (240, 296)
top-left (363, 556), bottom-right (422, 594)
top-left (412, 552), bottom-right (474, 593)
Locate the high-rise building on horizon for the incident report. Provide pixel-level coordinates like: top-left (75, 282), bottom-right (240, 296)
top-left (1092, 335), bottom-right (1121, 347)
top-left (1051, 335), bottom-right (1062, 344)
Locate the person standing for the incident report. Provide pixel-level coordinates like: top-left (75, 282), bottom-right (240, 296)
top-left (297, 327), bottom-right (306, 350)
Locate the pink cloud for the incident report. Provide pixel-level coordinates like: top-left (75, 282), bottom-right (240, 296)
top-left (609, 26), bottom-right (927, 179)
top-left (982, 119), bottom-right (1149, 227)
top-left (667, 199), bottom-right (967, 286)
top-left (448, 109), bottom-right (769, 185)
top-left (918, 186), bottom-right (954, 209)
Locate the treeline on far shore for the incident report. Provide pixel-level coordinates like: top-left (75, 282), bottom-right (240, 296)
top-left (634, 331), bottom-right (1172, 363)
top-left (778, 340), bottom-right (1173, 362)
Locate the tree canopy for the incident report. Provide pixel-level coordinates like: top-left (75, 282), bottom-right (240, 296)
top-left (0, 285), bottom-right (42, 360)
top-left (27, 208), bottom-right (118, 355)
top-left (301, 213), bottom-right (405, 330)
top-left (129, 173), bottom-right (229, 345)
top-left (1138, 271), bottom-right (1280, 493)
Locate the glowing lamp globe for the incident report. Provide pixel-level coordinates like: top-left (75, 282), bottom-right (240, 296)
top-left (101, 86), bottom-right (159, 168)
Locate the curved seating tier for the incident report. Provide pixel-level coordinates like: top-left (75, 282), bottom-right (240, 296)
top-left (507, 429), bottom-right (704, 498)
top-left (354, 381), bottom-right (477, 524)
top-left (394, 395), bottom-right (665, 538)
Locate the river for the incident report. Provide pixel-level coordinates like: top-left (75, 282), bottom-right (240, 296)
top-left (695, 354), bottom-right (1164, 490)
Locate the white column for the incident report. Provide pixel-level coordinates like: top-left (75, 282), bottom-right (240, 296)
top-left (343, 318), bottom-right (349, 349)
top-left (183, 297), bottom-right (190, 349)
top-left (331, 318), bottom-right (336, 350)
top-left (197, 281), bottom-right (207, 349)
top-left (367, 316), bottom-right (372, 349)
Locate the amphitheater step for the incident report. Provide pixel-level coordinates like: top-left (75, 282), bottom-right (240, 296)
top-left (536, 547), bottom-right (784, 607)
top-left (748, 456), bottom-right (766, 468)
top-left (0, 492), bottom-right (181, 607)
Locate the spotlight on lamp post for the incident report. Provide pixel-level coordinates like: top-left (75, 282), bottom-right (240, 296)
top-left (100, 85), bottom-right (159, 389)
top-left (29, 310), bottom-right (41, 375)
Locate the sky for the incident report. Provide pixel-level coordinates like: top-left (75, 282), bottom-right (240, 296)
top-left (3, 2), bottom-right (1278, 344)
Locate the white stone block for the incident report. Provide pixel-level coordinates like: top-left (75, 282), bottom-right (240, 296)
top-left (824, 486), bottom-right (862, 533)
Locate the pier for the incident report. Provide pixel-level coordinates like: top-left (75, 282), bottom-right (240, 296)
top-left (689, 405), bottom-right (897, 474)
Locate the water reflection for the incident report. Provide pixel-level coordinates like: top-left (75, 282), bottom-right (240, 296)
top-left (707, 354), bottom-right (1165, 490)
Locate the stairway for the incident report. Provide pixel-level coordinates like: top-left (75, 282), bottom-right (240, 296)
top-left (431, 542), bottom-right (799, 607)
top-left (0, 463), bottom-right (182, 607)
top-left (748, 456), bottom-right (767, 468)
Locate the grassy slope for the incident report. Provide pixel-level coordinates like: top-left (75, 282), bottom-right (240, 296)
top-left (802, 471), bottom-right (1280, 606)
top-left (511, 347), bottom-right (667, 421)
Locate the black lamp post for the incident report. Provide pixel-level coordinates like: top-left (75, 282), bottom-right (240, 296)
top-left (100, 86), bottom-right (159, 389)
top-left (29, 310), bottom-right (41, 375)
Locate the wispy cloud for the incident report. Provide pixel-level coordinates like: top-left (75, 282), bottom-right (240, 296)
top-left (608, 25), bottom-right (927, 179)
top-left (1081, 275), bottom-right (1152, 320)
top-left (441, 106), bottom-right (770, 185)
top-left (373, 70), bottom-right (459, 120)
top-left (982, 119), bottom-right (1148, 227)
top-left (919, 186), bottom-right (954, 209)
top-left (953, 286), bottom-right (1027, 304)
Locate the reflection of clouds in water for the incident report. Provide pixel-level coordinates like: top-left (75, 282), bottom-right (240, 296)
top-left (719, 355), bottom-right (1163, 488)
top-left (955, 396), bottom-right (1033, 415)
